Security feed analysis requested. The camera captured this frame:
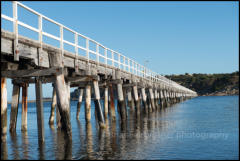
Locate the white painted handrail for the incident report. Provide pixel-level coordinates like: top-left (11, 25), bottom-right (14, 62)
top-left (1, 1), bottom-right (197, 95)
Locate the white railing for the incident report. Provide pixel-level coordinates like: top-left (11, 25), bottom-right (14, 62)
top-left (1, 1), bottom-right (197, 95)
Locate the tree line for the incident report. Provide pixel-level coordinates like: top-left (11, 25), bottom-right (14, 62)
top-left (165, 71), bottom-right (239, 95)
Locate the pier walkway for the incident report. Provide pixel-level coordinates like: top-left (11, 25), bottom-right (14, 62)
top-left (1, 1), bottom-right (197, 143)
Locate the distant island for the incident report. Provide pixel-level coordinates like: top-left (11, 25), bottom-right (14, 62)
top-left (165, 71), bottom-right (239, 96)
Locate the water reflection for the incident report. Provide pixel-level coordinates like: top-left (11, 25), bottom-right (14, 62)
top-left (142, 114), bottom-right (148, 144)
top-left (86, 122), bottom-right (93, 160)
top-left (10, 132), bottom-right (19, 160)
top-left (55, 129), bottom-right (72, 160)
top-left (1, 140), bottom-right (8, 160)
top-left (76, 119), bottom-right (84, 146)
top-left (110, 119), bottom-right (117, 153)
top-left (21, 131), bottom-right (29, 159)
top-left (3, 105), bottom-right (170, 160)
top-left (3, 96), bottom-right (238, 160)
top-left (38, 141), bottom-right (45, 160)
top-left (103, 118), bottom-right (112, 159)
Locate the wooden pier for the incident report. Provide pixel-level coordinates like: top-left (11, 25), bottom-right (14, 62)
top-left (1, 1), bottom-right (197, 143)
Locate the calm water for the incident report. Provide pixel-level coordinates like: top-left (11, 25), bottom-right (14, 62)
top-left (1, 96), bottom-right (239, 160)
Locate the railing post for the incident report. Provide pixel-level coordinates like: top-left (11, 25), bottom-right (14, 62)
top-left (38, 15), bottom-right (42, 47)
top-left (123, 56), bottom-right (126, 71)
top-left (118, 53), bottom-right (120, 69)
top-left (38, 15), bottom-right (43, 66)
top-left (135, 62), bottom-right (137, 75)
top-left (136, 63), bottom-right (138, 76)
top-left (133, 62), bottom-right (135, 75)
top-left (60, 25), bottom-right (64, 66)
top-left (111, 51), bottom-right (114, 67)
top-left (128, 58), bottom-right (130, 72)
top-left (13, 1), bottom-right (19, 61)
top-left (75, 33), bottom-right (78, 72)
top-left (104, 48), bottom-right (107, 67)
top-left (96, 43), bottom-right (99, 66)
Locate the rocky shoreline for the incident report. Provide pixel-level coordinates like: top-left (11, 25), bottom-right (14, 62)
top-left (202, 89), bottom-right (239, 96)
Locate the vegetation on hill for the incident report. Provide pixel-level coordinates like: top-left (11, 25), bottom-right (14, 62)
top-left (70, 71), bottom-right (239, 98)
top-left (165, 71), bottom-right (239, 96)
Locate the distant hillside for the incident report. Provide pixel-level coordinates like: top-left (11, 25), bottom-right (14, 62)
top-left (70, 71), bottom-right (239, 98)
top-left (165, 71), bottom-right (239, 96)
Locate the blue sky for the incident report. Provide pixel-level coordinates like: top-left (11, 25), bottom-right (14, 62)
top-left (1, 1), bottom-right (239, 100)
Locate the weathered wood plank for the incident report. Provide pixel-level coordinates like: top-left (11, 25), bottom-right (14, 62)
top-left (38, 49), bottom-right (49, 68)
top-left (48, 51), bottom-right (62, 67)
top-left (1, 62), bottom-right (19, 71)
top-left (1, 37), bottom-right (13, 55)
top-left (63, 56), bottom-right (75, 68)
top-left (17, 41), bottom-right (38, 61)
top-left (2, 67), bottom-right (63, 78)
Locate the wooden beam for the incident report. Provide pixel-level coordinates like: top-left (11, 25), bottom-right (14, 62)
top-left (76, 88), bottom-right (84, 120)
top-left (109, 84), bottom-right (116, 121)
top-left (93, 80), bottom-right (105, 128)
top-left (85, 84), bottom-right (91, 122)
top-left (133, 85), bottom-right (140, 117)
top-left (127, 88), bottom-right (135, 111)
top-left (9, 84), bottom-right (20, 133)
top-left (104, 86), bottom-right (108, 119)
top-left (55, 74), bottom-right (72, 138)
top-left (12, 76), bottom-right (56, 85)
top-left (49, 84), bottom-right (56, 125)
top-left (1, 62), bottom-right (19, 71)
top-left (141, 88), bottom-right (148, 114)
top-left (35, 78), bottom-right (45, 142)
top-left (154, 89), bottom-right (159, 110)
top-left (149, 88), bottom-right (156, 111)
top-left (21, 83), bottom-right (28, 131)
top-left (67, 75), bottom-right (98, 83)
top-left (117, 83), bottom-right (127, 121)
top-left (2, 67), bottom-right (63, 78)
top-left (1, 77), bottom-right (7, 142)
